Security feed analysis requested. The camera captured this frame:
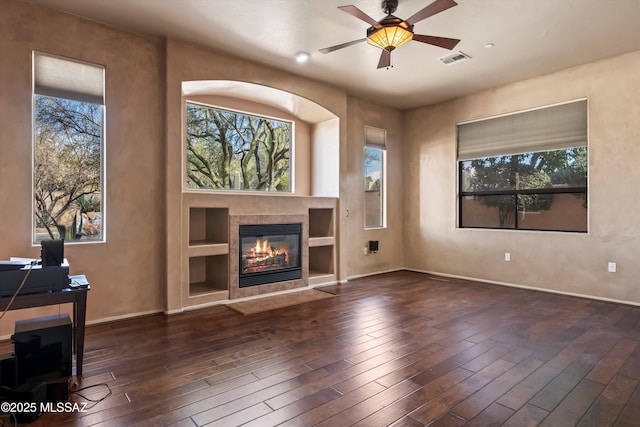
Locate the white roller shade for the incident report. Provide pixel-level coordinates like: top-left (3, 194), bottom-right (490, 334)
top-left (365, 126), bottom-right (386, 149)
top-left (33, 52), bottom-right (104, 105)
top-left (457, 99), bottom-right (587, 161)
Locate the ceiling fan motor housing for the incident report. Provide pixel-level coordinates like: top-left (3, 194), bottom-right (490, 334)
top-left (367, 15), bottom-right (414, 51)
top-left (382, 0), bottom-right (399, 15)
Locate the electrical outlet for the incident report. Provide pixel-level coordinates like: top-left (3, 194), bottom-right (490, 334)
top-left (504, 252), bottom-right (511, 262)
top-left (608, 262), bottom-right (617, 273)
top-left (363, 246), bottom-right (369, 255)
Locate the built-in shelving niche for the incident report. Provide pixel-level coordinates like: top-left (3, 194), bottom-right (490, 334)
top-left (188, 207), bottom-right (228, 246)
top-left (188, 254), bottom-right (229, 296)
top-left (309, 208), bottom-right (333, 238)
top-left (308, 208), bottom-right (336, 285)
top-left (187, 207), bottom-right (229, 298)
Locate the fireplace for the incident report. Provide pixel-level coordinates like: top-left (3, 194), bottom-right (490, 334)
top-left (238, 223), bottom-right (302, 287)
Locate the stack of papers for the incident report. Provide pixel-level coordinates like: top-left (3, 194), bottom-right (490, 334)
top-left (70, 275), bottom-right (89, 287)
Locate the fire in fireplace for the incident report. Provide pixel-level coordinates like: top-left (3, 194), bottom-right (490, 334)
top-left (239, 223), bottom-right (301, 287)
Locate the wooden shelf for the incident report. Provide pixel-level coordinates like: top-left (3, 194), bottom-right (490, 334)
top-left (309, 236), bottom-right (335, 247)
top-left (187, 242), bottom-right (229, 257)
top-left (188, 283), bottom-right (228, 297)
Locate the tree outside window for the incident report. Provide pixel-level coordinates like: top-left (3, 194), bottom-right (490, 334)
top-left (186, 103), bottom-right (292, 192)
top-left (365, 146), bottom-right (384, 228)
top-left (32, 52), bottom-right (105, 244)
top-left (459, 147), bottom-right (587, 231)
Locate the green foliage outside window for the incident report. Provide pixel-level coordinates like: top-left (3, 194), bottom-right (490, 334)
top-left (186, 103), bottom-right (291, 192)
top-left (460, 147), bottom-right (587, 230)
top-left (33, 95), bottom-right (103, 243)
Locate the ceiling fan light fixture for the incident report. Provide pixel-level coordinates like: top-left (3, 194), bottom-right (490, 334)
top-left (366, 17), bottom-right (414, 50)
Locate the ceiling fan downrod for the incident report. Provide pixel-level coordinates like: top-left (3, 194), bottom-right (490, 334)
top-left (382, 0), bottom-right (399, 15)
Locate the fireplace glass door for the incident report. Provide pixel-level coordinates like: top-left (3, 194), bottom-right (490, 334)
top-left (239, 223), bottom-right (301, 287)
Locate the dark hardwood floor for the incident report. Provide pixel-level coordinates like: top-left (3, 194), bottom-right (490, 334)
top-left (7, 270), bottom-right (640, 426)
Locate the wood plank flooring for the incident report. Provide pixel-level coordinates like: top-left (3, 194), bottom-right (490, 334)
top-left (7, 271), bottom-right (640, 426)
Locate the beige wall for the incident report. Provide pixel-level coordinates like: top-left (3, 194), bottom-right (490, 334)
top-left (0, 1), bottom-right (166, 336)
top-left (404, 49), bottom-right (640, 304)
top-left (345, 97), bottom-right (405, 278)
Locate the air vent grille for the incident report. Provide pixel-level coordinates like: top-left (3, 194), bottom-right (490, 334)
top-left (439, 51), bottom-right (471, 65)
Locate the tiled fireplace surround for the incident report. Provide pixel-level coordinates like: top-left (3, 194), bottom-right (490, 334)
top-left (229, 214), bottom-right (309, 299)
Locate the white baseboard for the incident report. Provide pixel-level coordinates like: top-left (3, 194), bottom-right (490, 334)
top-left (346, 267), bottom-right (404, 282)
top-left (85, 309), bottom-right (163, 325)
top-left (405, 268), bottom-right (640, 308)
top-left (0, 309), bottom-right (162, 341)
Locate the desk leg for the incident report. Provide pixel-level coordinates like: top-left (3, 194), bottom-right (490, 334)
top-left (75, 292), bottom-right (88, 377)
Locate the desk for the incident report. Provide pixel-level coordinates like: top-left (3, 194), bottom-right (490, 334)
top-left (0, 286), bottom-right (89, 376)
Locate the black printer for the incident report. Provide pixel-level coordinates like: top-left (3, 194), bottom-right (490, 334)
top-left (0, 263), bottom-right (70, 297)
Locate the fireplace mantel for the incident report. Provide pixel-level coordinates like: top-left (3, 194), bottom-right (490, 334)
top-left (229, 214), bottom-right (309, 299)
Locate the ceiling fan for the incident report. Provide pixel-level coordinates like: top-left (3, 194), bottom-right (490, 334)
top-left (319, 0), bottom-right (461, 69)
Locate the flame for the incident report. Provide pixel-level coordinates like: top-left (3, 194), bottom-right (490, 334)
top-left (250, 238), bottom-right (288, 263)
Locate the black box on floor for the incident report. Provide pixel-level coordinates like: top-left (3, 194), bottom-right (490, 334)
top-left (46, 375), bottom-right (71, 402)
top-left (0, 353), bottom-right (16, 388)
top-left (13, 314), bottom-right (72, 385)
top-left (7, 378), bottom-right (47, 423)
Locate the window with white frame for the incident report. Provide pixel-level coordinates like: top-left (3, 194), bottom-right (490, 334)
top-left (457, 99), bottom-right (588, 232)
top-left (364, 126), bottom-right (386, 229)
top-left (185, 102), bottom-right (293, 192)
top-left (33, 52), bottom-right (105, 243)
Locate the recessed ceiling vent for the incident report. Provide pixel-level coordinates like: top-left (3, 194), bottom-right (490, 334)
top-left (439, 51), bottom-right (471, 65)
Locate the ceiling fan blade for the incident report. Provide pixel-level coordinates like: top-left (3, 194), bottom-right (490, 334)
top-left (319, 38), bottom-right (367, 54)
top-left (377, 49), bottom-right (391, 69)
top-left (412, 34), bottom-right (461, 50)
top-left (338, 5), bottom-right (382, 29)
top-left (406, 0), bottom-right (458, 25)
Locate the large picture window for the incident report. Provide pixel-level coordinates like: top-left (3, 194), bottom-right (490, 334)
top-left (457, 100), bottom-right (588, 232)
top-left (185, 102), bottom-right (292, 192)
top-left (364, 126), bottom-right (386, 229)
top-left (33, 52), bottom-right (105, 243)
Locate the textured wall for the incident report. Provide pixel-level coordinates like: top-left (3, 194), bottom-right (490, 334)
top-left (344, 97), bottom-right (405, 279)
top-left (404, 49), bottom-right (640, 304)
top-left (0, 0), bottom-right (166, 335)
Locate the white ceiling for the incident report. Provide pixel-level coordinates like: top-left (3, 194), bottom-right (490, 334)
top-left (26, 0), bottom-right (640, 110)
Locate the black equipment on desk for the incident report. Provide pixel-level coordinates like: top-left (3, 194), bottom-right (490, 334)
top-left (41, 239), bottom-right (64, 267)
top-left (0, 266), bottom-right (70, 297)
top-left (0, 240), bottom-right (70, 297)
